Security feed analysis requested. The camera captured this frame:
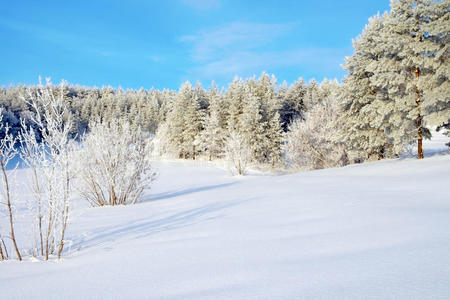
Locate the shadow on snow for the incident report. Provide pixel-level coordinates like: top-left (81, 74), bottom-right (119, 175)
top-left (68, 181), bottom-right (246, 254)
top-left (143, 182), bottom-right (237, 202)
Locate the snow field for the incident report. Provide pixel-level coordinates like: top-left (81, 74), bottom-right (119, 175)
top-left (1, 147), bottom-right (449, 299)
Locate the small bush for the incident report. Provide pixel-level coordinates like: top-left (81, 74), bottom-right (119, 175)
top-left (77, 120), bottom-right (156, 206)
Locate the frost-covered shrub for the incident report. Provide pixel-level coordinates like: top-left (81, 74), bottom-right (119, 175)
top-left (0, 110), bottom-right (21, 261)
top-left (19, 80), bottom-right (76, 260)
top-left (226, 131), bottom-right (250, 176)
top-left (284, 98), bottom-right (348, 170)
top-left (77, 120), bottom-right (156, 206)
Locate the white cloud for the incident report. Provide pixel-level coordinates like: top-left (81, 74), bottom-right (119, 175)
top-left (180, 21), bottom-right (348, 81)
top-left (189, 48), bottom-right (349, 80)
top-left (180, 22), bottom-right (292, 62)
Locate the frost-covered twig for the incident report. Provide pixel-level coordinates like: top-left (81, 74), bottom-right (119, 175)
top-left (0, 108), bottom-right (22, 261)
top-left (20, 80), bottom-right (75, 260)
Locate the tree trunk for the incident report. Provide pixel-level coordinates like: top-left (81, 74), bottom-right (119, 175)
top-left (0, 241), bottom-right (5, 260)
top-left (45, 209), bottom-right (52, 260)
top-left (57, 167), bottom-right (70, 259)
top-left (39, 215), bottom-right (44, 257)
top-left (415, 67), bottom-right (424, 159)
top-left (57, 204), bottom-right (69, 259)
top-left (1, 161), bottom-right (22, 261)
top-left (32, 169), bottom-right (44, 256)
top-left (111, 186), bottom-right (117, 205)
top-left (1, 235), bottom-right (9, 259)
top-left (45, 194), bottom-right (53, 260)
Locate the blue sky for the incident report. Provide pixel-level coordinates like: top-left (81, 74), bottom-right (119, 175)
top-left (0, 0), bottom-right (390, 90)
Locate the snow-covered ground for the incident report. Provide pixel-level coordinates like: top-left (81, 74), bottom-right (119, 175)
top-left (1, 136), bottom-right (449, 299)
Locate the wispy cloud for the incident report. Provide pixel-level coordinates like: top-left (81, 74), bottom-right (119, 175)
top-left (180, 21), bottom-right (347, 81)
top-left (180, 21), bottom-right (292, 62)
top-left (188, 48), bottom-right (350, 80)
top-left (179, 0), bottom-right (222, 12)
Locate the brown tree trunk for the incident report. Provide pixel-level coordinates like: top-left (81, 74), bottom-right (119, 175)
top-left (0, 235), bottom-right (8, 259)
top-left (417, 127), bottom-right (423, 158)
top-left (57, 204), bottom-right (69, 259)
top-left (1, 161), bottom-right (22, 261)
top-left (0, 241), bottom-right (5, 260)
top-left (414, 67), bottom-right (424, 159)
top-left (111, 186), bottom-right (117, 205)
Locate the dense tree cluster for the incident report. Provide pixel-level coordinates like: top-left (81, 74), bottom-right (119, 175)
top-left (0, 82), bottom-right (173, 140)
top-left (0, 0), bottom-right (448, 171)
top-left (156, 74), bottom-right (306, 166)
top-left (341, 0), bottom-right (449, 159)
top-left (1, 74), bottom-right (330, 165)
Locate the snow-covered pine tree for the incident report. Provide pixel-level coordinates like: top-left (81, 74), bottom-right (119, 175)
top-left (239, 85), bottom-right (266, 163)
top-left (280, 77), bottom-right (307, 130)
top-left (340, 13), bottom-right (394, 160)
top-left (304, 79), bottom-right (320, 110)
top-left (194, 81), bottom-right (209, 110)
top-left (253, 72), bottom-right (278, 117)
top-left (160, 86), bottom-right (187, 157)
top-left (264, 110), bottom-right (284, 166)
top-left (368, 0), bottom-right (449, 157)
top-left (420, 0), bottom-right (450, 141)
top-left (182, 84), bottom-right (203, 160)
top-left (225, 77), bottom-right (245, 133)
top-left (161, 82), bottom-right (203, 159)
top-left (255, 73), bottom-right (284, 165)
top-left (196, 83), bottom-right (227, 160)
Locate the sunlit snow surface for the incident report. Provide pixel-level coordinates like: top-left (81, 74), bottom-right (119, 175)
top-left (1, 134), bottom-right (449, 299)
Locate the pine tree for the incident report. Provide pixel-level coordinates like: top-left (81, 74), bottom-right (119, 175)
top-left (196, 83), bottom-right (227, 160)
top-left (370, 0), bottom-right (449, 157)
top-left (163, 83), bottom-right (191, 157)
top-left (280, 77), bottom-right (307, 130)
top-left (225, 77), bottom-right (245, 133)
top-left (340, 14), bottom-right (394, 160)
top-left (182, 87), bottom-right (203, 160)
top-left (239, 86), bottom-right (265, 162)
top-left (264, 110), bottom-right (284, 166)
top-left (162, 82), bottom-right (203, 159)
top-left (304, 79), bottom-right (320, 110)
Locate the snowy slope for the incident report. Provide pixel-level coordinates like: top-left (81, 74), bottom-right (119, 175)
top-left (1, 141), bottom-right (450, 299)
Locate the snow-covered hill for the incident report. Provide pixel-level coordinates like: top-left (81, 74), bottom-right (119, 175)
top-left (1, 144), bottom-right (450, 299)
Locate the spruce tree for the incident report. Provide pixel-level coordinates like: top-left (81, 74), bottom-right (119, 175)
top-left (340, 14), bottom-right (394, 160)
top-left (239, 86), bottom-right (265, 163)
top-left (371, 0), bottom-right (449, 157)
top-left (196, 84), bottom-right (227, 160)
